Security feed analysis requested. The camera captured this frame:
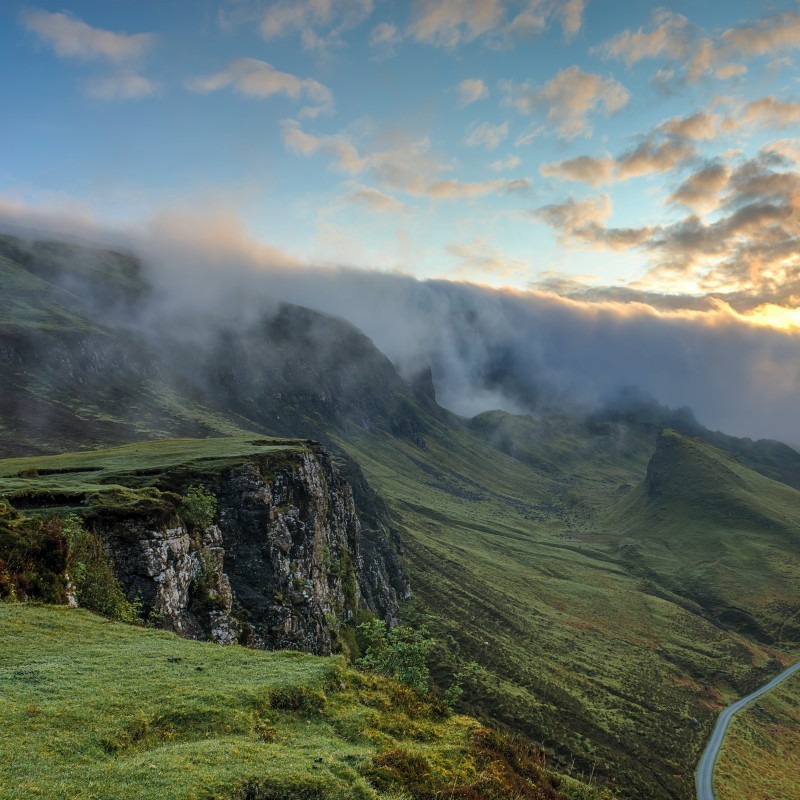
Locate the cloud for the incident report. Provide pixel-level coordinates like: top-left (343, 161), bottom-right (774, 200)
top-left (281, 122), bottom-right (367, 174)
top-left (283, 121), bottom-right (529, 199)
top-left (408, 0), bottom-right (505, 48)
top-left (85, 73), bottom-right (156, 101)
top-left (741, 97), bottom-right (800, 129)
top-left (658, 111), bottom-right (731, 141)
top-left (667, 162), bottom-right (731, 213)
top-left (714, 63), bottom-right (747, 80)
top-left (21, 9), bottom-right (155, 63)
top-left (407, 0), bottom-right (586, 49)
top-left (539, 140), bottom-right (695, 187)
top-left (464, 121), bottom-right (509, 150)
top-left (503, 66), bottom-right (629, 139)
top-left (259, 0), bottom-right (374, 50)
top-left (535, 193), bottom-right (612, 237)
top-left (535, 149), bottom-right (800, 304)
top-left (189, 58), bottom-right (333, 118)
top-left (555, 0), bottom-right (584, 39)
top-left (541, 155), bottom-right (615, 187)
top-left (369, 21), bottom-right (402, 53)
top-left (600, 8), bottom-right (800, 84)
top-left (447, 235), bottom-right (531, 279)
top-left (720, 11), bottom-right (800, 59)
top-left (4, 196), bottom-right (800, 444)
top-left (598, 10), bottom-right (691, 67)
top-left (490, 155), bottom-right (522, 172)
top-left (345, 184), bottom-right (406, 212)
top-left (616, 139), bottom-right (696, 180)
top-left (457, 78), bottom-right (489, 106)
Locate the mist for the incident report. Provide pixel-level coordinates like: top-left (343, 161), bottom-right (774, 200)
top-left (2, 204), bottom-right (800, 447)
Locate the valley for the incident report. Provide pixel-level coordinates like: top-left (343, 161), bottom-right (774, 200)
top-left (1, 234), bottom-right (799, 800)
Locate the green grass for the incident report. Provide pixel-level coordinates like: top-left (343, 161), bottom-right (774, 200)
top-left (0, 436), bottom-right (306, 516)
top-left (335, 420), bottom-right (798, 800)
top-left (602, 430), bottom-right (800, 644)
top-left (0, 254), bottom-right (98, 333)
top-left (715, 670), bottom-right (800, 800)
top-left (0, 605), bottom-right (603, 800)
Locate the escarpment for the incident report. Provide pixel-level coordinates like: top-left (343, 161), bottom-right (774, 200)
top-left (0, 438), bottom-right (405, 656)
top-left (104, 445), bottom-right (369, 655)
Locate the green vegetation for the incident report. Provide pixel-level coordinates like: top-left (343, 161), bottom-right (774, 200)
top-left (0, 498), bottom-right (67, 603)
top-left (0, 605), bottom-right (609, 800)
top-left (0, 436), bottom-right (304, 518)
top-left (358, 619), bottom-right (434, 694)
top-left (602, 430), bottom-right (800, 644)
top-left (715, 670), bottom-right (800, 800)
top-left (334, 420), bottom-right (798, 800)
top-left (179, 485), bottom-right (218, 531)
top-left (0, 503), bottom-right (141, 620)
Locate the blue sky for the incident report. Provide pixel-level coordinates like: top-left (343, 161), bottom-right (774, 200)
top-left (1, 0), bottom-right (799, 309)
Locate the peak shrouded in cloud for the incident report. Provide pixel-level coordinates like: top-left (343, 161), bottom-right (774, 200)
top-left (5, 2), bottom-right (800, 443)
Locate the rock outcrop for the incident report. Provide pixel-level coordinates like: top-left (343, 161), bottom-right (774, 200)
top-left (106, 446), bottom-right (364, 655)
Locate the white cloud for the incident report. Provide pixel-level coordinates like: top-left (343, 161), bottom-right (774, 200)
top-left (555, 0), bottom-right (584, 39)
top-left (504, 66), bottom-right (630, 139)
top-left (369, 21), bottom-right (402, 53)
top-left (281, 122), bottom-right (367, 174)
top-left (464, 121), bottom-right (509, 150)
top-left (490, 155), bottom-right (522, 171)
top-left (599, 10), bottom-right (691, 67)
top-left (345, 184), bottom-right (406, 212)
top-left (189, 59), bottom-right (333, 118)
top-left (457, 78), bottom-right (489, 106)
top-left (21, 9), bottom-right (154, 63)
top-left (409, 0), bottom-right (505, 48)
top-left (260, 0), bottom-right (374, 50)
top-left (85, 73), bottom-right (156, 101)
top-left (541, 155), bottom-right (615, 187)
top-left (283, 121), bottom-right (528, 200)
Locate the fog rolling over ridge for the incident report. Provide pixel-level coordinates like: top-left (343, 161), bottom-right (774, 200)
top-left (4, 211), bottom-right (800, 447)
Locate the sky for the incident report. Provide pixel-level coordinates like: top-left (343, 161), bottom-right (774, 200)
top-left (1, 1), bottom-right (800, 442)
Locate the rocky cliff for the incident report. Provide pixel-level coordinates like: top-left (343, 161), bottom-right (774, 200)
top-left (93, 444), bottom-right (365, 655)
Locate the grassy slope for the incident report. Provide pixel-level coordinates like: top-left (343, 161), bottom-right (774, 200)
top-left (715, 670), bottom-right (800, 800)
top-left (335, 421), bottom-right (795, 800)
top-left (0, 436), bottom-right (309, 523)
top-left (0, 250), bottom-right (258, 458)
top-left (602, 431), bottom-right (800, 644)
top-left (0, 605), bottom-right (601, 800)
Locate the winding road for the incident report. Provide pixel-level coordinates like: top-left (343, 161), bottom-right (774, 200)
top-left (695, 660), bottom-right (800, 800)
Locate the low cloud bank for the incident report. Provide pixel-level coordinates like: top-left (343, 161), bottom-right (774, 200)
top-left (2, 202), bottom-right (799, 447)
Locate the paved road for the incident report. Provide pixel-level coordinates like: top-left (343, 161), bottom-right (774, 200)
top-left (695, 660), bottom-right (800, 800)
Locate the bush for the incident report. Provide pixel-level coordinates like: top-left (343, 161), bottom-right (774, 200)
top-left (358, 619), bottom-right (434, 694)
top-left (179, 485), bottom-right (217, 531)
top-left (0, 499), bottom-right (68, 603)
top-left (62, 515), bottom-right (142, 623)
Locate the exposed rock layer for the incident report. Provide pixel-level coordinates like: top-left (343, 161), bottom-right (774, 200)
top-left (107, 446), bottom-right (368, 655)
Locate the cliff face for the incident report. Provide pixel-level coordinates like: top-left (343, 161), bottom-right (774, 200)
top-left (106, 446), bottom-right (363, 655)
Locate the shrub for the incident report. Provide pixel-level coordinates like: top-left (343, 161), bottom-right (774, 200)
top-left (62, 515), bottom-right (143, 623)
top-left (357, 619), bottom-right (434, 694)
top-left (0, 499), bottom-right (68, 603)
top-left (179, 485), bottom-right (217, 531)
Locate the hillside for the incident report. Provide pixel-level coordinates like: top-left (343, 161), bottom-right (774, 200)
top-left (603, 430), bottom-right (800, 643)
top-left (0, 605), bottom-right (606, 800)
top-left (2, 233), bottom-right (800, 799)
top-left (714, 668), bottom-right (800, 800)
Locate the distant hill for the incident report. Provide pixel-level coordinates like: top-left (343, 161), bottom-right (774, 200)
top-left (603, 430), bottom-right (800, 643)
